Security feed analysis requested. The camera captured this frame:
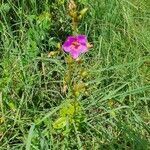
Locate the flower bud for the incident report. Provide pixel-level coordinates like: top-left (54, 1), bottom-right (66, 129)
top-left (73, 82), bottom-right (86, 96)
top-left (65, 55), bottom-right (74, 64)
top-left (78, 8), bottom-right (88, 19)
top-left (68, 0), bottom-right (77, 11)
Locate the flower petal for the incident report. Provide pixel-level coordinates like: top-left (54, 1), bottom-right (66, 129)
top-left (78, 44), bottom-right (88, 53)
top-left (62, 44), bottom-right (72, 52)
top-left (76, 35), bottom-right (87, 45)
top-left (67, 36), bottom-right (77, 43)
top-left (62, 36), bottom-right (77, 52)
top-left (70, 51), bottom-right (80, 59)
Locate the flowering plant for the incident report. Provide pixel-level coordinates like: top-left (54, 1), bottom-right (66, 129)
top-left (53, 0), bottom-right (92, 134)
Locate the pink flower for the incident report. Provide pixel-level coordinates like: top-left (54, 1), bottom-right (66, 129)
top-left (62, 35), bottom-right (88, 59)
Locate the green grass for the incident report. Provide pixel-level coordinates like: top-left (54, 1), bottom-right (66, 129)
top-left (0, 0), bottom-right (150, 149)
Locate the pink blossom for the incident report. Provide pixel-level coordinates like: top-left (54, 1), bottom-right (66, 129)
top-left (62, 35), bottom-right (88, 59)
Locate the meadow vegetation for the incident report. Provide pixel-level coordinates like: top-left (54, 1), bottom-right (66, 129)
top-left (0, 0), bottom-right (150, 149)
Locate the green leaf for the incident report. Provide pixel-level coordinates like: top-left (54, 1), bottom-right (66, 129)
top-left (0, 22), bottom-right (3, 32)
top-left (8, 102), bottom-right (16, 112)
top-left (0, 3), bottom-right (10, 13)
top-left (78, 0), bottom-right (88, 5)
top-left (37, 12), bottom-right (51, 30)
top-left (57, 0), bottom-right (65, 5)
top-left (53, 117), bottom-right (67, 129)
top-left (60, 104), bottom-right (75, 117)
top-left (26, 124), bottom-right (35, 150)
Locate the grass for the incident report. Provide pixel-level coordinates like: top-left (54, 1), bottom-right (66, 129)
top-left (0, 0), bottom-right (150, 149)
